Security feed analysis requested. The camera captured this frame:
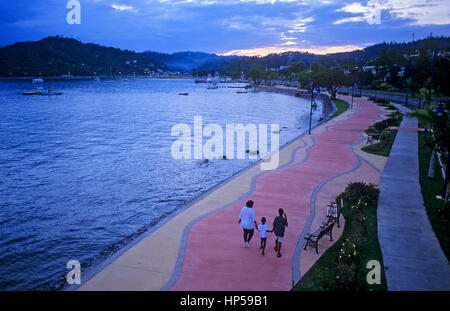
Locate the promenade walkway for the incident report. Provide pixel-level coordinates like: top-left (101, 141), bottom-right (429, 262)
top-left (377, 105), bottom-right (450, 290)
top-left (77, 95), bottom-right (386, 291)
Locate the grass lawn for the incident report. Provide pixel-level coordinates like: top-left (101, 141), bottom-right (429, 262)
top-left (361, 114), bottom-right (403, 157)
top-left (292, 197), bottom-right (387, 291)
top-left (329, 99), bottom-right (350, 120)
top-left (418, 127), bottom-right (450, 260)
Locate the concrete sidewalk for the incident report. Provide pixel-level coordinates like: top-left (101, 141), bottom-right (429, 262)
top-left (378, 105), bottom-right (450, 290)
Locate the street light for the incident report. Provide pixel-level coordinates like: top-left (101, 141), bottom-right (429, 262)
top-left (434, 100), bottom-right (449, 199)
top-left (428, 51), bottom-right (435, 107)
top-left (309, 83), bottom-right (321, 134)
top-left (351, 82), bottom-right (357, 109)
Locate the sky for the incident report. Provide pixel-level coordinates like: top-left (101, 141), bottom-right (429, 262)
top-left (0, 0), bottom-right (449, 56)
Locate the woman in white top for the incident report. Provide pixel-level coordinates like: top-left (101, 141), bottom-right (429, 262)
top-left (238, 200), bottom-right (258, 247)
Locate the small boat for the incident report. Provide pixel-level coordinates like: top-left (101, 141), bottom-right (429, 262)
top-left (22, 90), bottom-right (41, 95)
top-left (207, 83), bottom-right (218, 89)
top-left (22, 90), bottom-right (63, 96)
top-left (32, 78), bottom-right (44, 84)
top-left (237, 91), bottom-right (247, 94)
top-left (179, 93), bottom-right (189, 96)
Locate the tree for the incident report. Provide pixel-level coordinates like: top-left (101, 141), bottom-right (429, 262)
top-left (408, 106), bottom-right (439, 178)
top-left (317, 68), bottom-right (350, 99)
top-left (310, 61), bottom-right (323, 74)
top-left (233, 62), bottom-right (243, 79)
top-left (287, 61), bottom-right (307, 74)
top-left (247, 65), bottom-right (265, 85)
top-left (296, 71), bottom-right (311, 90)
top-left (408, 103), bottom-right (450, 203)
top-left (267, 71), bottom-right (279, 84)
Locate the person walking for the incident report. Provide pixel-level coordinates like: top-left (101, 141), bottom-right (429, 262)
top-left (257, 217), bottom-right (271, 255)
top-left (238, 200), bottom-right (258, 247)
top-left (272, 208), bottom-right (288, 258)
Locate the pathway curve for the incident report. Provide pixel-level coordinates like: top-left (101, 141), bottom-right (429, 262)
top-left (170, 96), bottom-right (385, 290)
top-left (377, 105), bottom-right (450, 290)
top-left (77, 95), bottom-right (385, 291)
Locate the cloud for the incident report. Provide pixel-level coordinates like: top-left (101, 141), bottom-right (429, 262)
top-left (111, 3), bottom-right (138, 12)
top-left (334, 16), bottom-right (366, 25)
top-left (335, 0), bottom-right (450, 26)
top-left (219, 44), bottom-right (365, 56)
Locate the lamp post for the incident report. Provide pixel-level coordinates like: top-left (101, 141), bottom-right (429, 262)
top-left (434, 101), bottom-right (449, 199)
top-left (351, 82), bottom-right (357, 109)
top-left (428, 51), bottom-right (435, 107)
top-left (309, 83), bottom-right (321, 134)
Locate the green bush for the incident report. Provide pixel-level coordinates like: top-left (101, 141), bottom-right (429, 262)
top-left (337, 182), bottom-right (380, 206)
top-left (374, 98), bottom-right (390, 104)
top-left (293, 181), bottom-right (386, 291)
top-left (379, 129), bottom-right (391, 141)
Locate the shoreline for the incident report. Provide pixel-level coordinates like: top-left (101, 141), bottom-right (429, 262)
top-left (63, 85), bottom-right (335, 291)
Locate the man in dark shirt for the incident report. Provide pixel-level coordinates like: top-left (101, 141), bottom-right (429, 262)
top-left (272, 208), bottom-right (288, 258)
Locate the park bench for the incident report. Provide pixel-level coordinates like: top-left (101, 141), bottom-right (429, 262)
top-left (366, 126), bottom-right (379, 144)
top-left (326, 199), bottom-right (344, 228)
top-left (303, 220), bottom-right (336, 254)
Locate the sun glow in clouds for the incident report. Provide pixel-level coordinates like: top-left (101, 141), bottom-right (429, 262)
top-left (219, 44), bottom-right (365, 57)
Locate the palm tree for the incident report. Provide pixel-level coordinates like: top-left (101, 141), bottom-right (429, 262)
top-left (407, 106), bottom-right (437, 178)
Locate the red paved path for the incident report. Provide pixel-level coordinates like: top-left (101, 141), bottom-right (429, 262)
top-left (170, 97), bottom-right (384, 290)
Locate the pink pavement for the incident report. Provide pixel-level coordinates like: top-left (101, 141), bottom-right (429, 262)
top-left (170, 96), bottom-right (385, 291)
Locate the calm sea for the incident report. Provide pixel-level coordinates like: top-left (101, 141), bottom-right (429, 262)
top-left (0, 78), bottom-right (322, 290)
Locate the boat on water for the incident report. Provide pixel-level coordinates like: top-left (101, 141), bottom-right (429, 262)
top-left (22, 90), bottom-right (41, 95)
top-left (22, 89), bottom-right (63, 96)
top-left (237, 91), bottom-right (248, 94)
top-left (32, 78), bottom-right (44, 84)
top-left (207, 83), bottom-right (218, 89)
top-left (179, 93), bottom-right (189, 96)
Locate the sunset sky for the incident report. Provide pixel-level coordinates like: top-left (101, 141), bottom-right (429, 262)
top-left (1, 0), bottom-right (449, 56)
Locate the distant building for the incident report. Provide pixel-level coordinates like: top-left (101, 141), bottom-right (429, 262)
top-left (362, 65), bottom-right (376, 75)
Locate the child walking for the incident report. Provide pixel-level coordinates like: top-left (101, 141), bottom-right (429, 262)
top-left (257, 217), bottom-right (271, 255)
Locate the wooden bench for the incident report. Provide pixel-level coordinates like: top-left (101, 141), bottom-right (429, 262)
top-left (366, 126), bottom-right (379, 144)
top-left (326, 198), bottom-right (344, 228)
top-left (303, 220), bottom-right (336, 254)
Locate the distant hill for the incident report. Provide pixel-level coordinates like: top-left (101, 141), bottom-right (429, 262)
top-left (1, 35), bottom-right (449, 77)
top-left (0, 36), bottom-right (166, 77)
top-left (145, 51), bottom-right (234, 71)
top-left (190, 36), bottom-right (450, 74)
